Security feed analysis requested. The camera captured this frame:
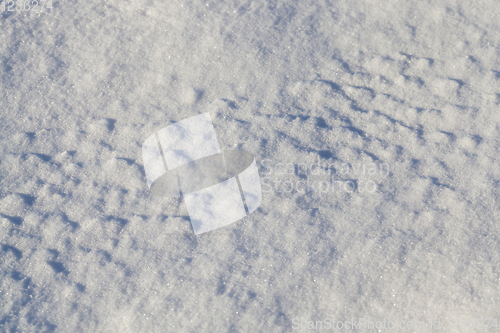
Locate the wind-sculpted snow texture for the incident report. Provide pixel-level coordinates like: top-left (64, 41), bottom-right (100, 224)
top-left (1, 0), bottom-right (499, 331)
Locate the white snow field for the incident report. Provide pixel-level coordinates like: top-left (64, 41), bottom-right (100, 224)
top-left (1, 0), bottom-right (500, 331)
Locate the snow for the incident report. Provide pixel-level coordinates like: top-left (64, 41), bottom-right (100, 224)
top-left (1, 0), bottom-right (500, 331)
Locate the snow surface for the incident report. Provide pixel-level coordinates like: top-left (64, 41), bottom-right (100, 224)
top-left (1, 0), bottom-right (500, 331)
